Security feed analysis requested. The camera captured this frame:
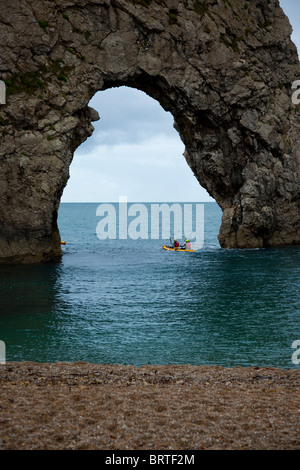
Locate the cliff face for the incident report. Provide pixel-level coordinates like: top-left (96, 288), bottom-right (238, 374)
top-left (0, 0), bottom-right (299, 262)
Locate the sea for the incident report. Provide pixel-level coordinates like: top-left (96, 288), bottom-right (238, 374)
top-left (0, 201), bottom-right (299, 369)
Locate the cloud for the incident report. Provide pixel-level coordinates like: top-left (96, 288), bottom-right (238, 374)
top-left (62, 132), bottom-right (213, 202)
top-left (78, 134), bottom-right (184, 167)
top-left (88, 86), bottom-right (178, 146)
top-left (62, 86), bottom-right (214, 203)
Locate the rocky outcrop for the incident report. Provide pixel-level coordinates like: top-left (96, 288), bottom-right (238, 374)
top-left (0, 0), bottom-right (299, 263)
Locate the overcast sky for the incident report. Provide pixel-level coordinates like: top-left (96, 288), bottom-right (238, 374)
top-left (61, 0), bottom-right (300, 203)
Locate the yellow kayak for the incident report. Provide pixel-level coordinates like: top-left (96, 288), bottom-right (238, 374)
top-left (162, 245), bottom-right (194, 252)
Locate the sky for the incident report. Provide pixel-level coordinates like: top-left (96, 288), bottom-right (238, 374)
top-left (61, 0), bottom-right (300, 203)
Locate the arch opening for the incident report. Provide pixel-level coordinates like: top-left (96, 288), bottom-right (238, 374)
top-left (61, 86), bottom-right (215, 204)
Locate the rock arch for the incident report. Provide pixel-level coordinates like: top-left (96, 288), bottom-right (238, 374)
top-left (0, 0), bottom-right (299, 263)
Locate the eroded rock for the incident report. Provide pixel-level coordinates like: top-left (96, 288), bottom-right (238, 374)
top-left (0, 0), bottom-right (299, 262)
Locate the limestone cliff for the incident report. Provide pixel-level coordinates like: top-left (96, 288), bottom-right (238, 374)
top-left (0, 0), bottom-right (299, 263)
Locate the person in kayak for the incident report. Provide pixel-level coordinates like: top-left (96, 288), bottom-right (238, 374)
top-left (181, 239), bottom-right (191, 249)
top-left (173, 238), bottom-right (180, 248)
top-left (185, 239), bottom-right (191, 249)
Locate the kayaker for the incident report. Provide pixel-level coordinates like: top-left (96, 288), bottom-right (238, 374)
top-left (173, 238), bottom-right (180, 248)
top-left (181, 239), bottom-right (191, 249)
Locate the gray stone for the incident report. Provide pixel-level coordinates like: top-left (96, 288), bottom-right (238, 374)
top-left (0, 0), bottom-right (299, 263)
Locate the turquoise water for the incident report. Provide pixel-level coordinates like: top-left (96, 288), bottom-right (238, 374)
top-left (0, 202), bottom-right (299, 369)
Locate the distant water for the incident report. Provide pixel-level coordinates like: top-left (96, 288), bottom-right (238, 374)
top-left (0, 202), bottom-right (299, 369)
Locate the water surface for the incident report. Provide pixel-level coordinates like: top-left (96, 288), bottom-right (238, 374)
top-left (0, 202), bottom-right (299, 369)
